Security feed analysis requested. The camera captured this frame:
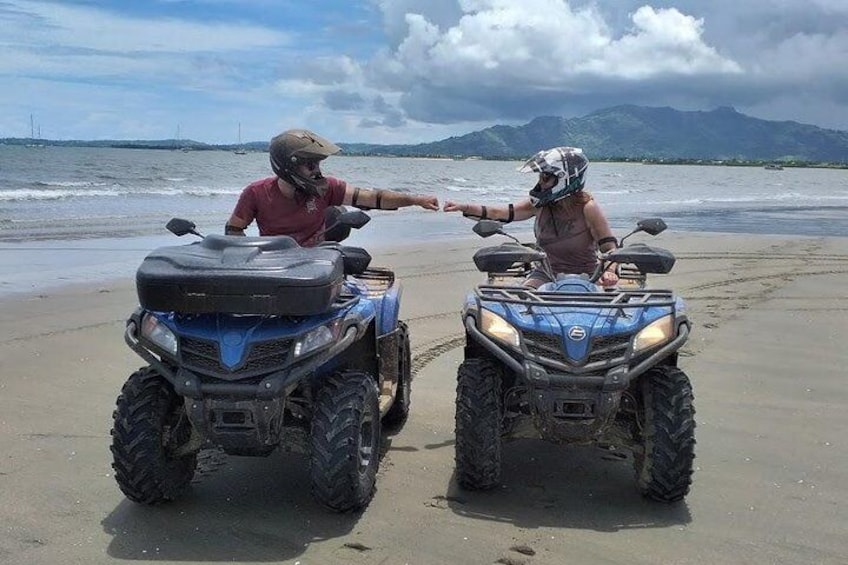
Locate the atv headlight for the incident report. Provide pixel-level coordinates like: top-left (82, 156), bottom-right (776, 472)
top-left (294, 320), bottom-right (342, 358)
top-left (141, 313), bottom-right (178, 356)
top-left (633, 315), bottom-right (674, 353)
top-left (479, 309), bottom-right (520, 348)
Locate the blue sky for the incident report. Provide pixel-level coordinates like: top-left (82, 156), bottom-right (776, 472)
top-left (1, 0), bottom-right (847, 144)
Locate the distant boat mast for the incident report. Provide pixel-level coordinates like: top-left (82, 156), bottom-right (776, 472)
top-left (234, 122), bottom-right (247, 154)
top-left (27, 114), bottom-right (45, 148)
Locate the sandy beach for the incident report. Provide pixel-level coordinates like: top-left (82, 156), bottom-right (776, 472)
top-left (1, 230), bottom-right (847, 565)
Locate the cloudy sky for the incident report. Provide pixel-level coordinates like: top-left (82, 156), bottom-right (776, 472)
top-left (1, 0), bottom-right (846, 144)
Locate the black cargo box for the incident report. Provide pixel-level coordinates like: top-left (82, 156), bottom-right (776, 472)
top-left (137, 234), bottom-right (344, 315)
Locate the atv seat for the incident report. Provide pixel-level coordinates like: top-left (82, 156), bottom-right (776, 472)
top-left (318, 242), bottom-right (372, 275)
top-left (201, 233), bottom-right (298, 251)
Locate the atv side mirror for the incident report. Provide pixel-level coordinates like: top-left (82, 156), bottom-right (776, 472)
top-left (619, 217), bottom-right (667, 246)
top-left (166, 217), bottom-right (200, 237)
top-left (636, 218), bottom-right (667, 236)
top-left (473, 219), bottom-right (504, 238)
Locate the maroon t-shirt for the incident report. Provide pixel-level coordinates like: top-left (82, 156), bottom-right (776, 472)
top-left (232, 176), bottom-right (347, 246)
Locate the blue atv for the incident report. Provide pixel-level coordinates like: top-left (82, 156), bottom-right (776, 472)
top-left (110, 209), bottom-right (411, 512)
top-left (455, 218), bottom-right (695, 502)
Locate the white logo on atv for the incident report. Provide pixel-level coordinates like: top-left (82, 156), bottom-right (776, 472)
top-left (567, 326), bottom-right (586, 341)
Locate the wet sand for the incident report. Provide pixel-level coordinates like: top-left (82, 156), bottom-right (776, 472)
top-left (1, 231), bottom-right (847, 564)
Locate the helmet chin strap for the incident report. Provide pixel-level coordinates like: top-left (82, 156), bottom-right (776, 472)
top-left (529, 176), bottom-right (562, 208)
top-left (280, 169), bottom-right (329, 199)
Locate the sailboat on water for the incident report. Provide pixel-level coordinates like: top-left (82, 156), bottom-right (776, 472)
top-left (174, 125), bottom-right (192, 151)
top-left (26, 114), bottom-right (46, 148)
top-left (234, 123), bottom-right (247, 154)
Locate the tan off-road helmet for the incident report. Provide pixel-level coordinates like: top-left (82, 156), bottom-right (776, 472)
top-left (269, 129), bottom-right (341, 198)
top-left (270, 129), bottom-right (339, 172)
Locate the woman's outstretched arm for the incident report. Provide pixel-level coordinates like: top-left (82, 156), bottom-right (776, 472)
top-left (443, 198), bottom-right (536, 222)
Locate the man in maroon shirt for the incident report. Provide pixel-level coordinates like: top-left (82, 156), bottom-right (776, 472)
top-left (226, 129), bottom-right (439, 246)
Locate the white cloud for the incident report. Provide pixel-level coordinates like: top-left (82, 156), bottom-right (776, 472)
top-left (588, 7), bottom-right (743, 79)
top-left (355, 0), bottom-right (751, 127)
top-left (374, 1), bottom-right (741, 91)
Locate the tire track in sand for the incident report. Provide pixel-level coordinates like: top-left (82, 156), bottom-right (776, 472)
top-left (411, 335), bottom-right (466, 377)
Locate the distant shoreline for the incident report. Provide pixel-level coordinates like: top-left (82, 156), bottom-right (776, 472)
top-left (2, 140), bottom-right (847, 169)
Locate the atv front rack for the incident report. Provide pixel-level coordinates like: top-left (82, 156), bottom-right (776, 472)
top-left (475, 285), bottom-right (676, 309)
top-left (487, 265), bottom-right (648, 288)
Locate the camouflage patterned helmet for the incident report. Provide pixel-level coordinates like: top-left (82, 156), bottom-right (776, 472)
top-left (520, 146), bottom-right (589, 208)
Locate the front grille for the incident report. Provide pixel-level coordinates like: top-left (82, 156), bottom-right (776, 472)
top-left (181, 337), bottom-right (221, 372)
top-left (521, 329), bottom-right (631, 370)
top-left (587, 334), bottom-right (631, 364)
top-left (240, 339), bottom-right (293, 372)
top-left (523, 330), bottom-right (566, 362)
top-left (180, 336), bottom-right (293, 378)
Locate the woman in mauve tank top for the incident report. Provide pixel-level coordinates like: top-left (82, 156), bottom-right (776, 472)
top-left (443, 146), bottom-right (619, 288)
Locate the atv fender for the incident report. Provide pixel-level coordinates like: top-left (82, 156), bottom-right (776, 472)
top-left (375, 281), bottom-right (403, 336)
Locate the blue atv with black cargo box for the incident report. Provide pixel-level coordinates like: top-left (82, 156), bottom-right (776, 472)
top-left (454, 218), bottom-right (695, 502)
top-left (110, 208), bottom-right (411, 512)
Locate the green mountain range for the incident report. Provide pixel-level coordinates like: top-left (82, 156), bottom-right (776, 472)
top-left (4, 105), bottom-right (847, 163)
top-left (341, 105), bottom-right (848, 164)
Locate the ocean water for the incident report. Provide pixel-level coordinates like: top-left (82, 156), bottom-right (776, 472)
top-left (1, 145), bottom-right (847, 296)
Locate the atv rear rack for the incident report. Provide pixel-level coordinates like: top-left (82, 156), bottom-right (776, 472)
top-left (475, 285), bottom-right (676, 309)
top-left (353, 267), bottom-right (396, 296)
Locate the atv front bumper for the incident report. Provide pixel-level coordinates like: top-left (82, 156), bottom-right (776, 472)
top-left (465, 317), bottom-right (689, 391)
top-left (125, 320), bottom-right (360, 400)
top-left (126, 322), bottom-right (362, 452)
top-left (465, 317), bottom-right (690, 443)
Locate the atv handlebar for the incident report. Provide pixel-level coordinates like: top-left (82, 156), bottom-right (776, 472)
top-left (164, 207), bottom-right (372, 245)
top-left (471, 217), bottom-right (672, 283)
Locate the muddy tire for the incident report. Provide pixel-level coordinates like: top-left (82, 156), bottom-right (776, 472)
top-left (455, 357), bottom-right (502, 490)
top-left (110, 367), bottom-right (197, 504)
top-left (634, 366), bottom-right (696, 502)
top-left (310, 372), bottom-right (381, 512)
top-left (384, 321), bottom-right (412, 430)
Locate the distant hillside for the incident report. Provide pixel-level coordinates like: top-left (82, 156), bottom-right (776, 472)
top-left (3, 106), bottom-right (847, 163)
top-left (340, 106), bottom-right (848, 163)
